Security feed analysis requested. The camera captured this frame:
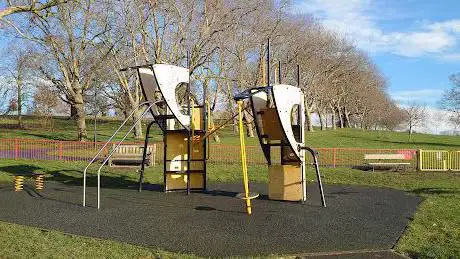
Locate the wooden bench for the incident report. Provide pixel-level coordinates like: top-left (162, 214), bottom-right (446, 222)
top-left (364, 154), bottom-right (410, 172)
top-left (108, 144), bottom-right (156, 167)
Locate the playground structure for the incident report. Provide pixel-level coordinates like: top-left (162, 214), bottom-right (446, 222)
top-left (83, 58), bottom-right (209, 208)
top-left (82, 44), bottom-right (326, 212)
top-left (233, 46), bottom-right (326, 209)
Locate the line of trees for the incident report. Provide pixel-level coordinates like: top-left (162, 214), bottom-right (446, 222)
top-left (1, 0), bottom-right (406, 140)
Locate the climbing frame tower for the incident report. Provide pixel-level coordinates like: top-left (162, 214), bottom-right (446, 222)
top-left (137, 64), bottom-right (208, 193)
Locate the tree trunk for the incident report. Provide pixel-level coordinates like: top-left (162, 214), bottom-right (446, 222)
top-left (131, 107), bottom-right (143, 139)
top-left (331, 109), bottom-right (336, 130)
top-left (74, 102), bottom-right (87, 141)
top-left (305, 106), bottom-right (314, 132)
top-left (343, 107), bottom-right (350, 128)
top-left (318, 109), bottom-right (325, 130)
top-left (226, 81), bottom-right (238, 132)
top-left (408, 122), bottom-right (413, 142)
top-left (128, 94), bottom-right (143, 139)
top-left (337, 105), bottom-right (344, 128)
top-left (17, 80), bottom-right (23, 128)
top-left (70, 104), bottom-right (77, 119)
top-left (243, 107), bottom-right (254, 137)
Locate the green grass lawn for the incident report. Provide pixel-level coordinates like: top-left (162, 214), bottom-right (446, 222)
top-left (2, 115), bottom-right (460, 150)
top-left (0, 159), bottom-right (458, 258)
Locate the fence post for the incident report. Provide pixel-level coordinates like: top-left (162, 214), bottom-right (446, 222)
top-left (333, 148), bottom-right (337, 168)
top-left (417, 149), bottom-right (422, 171)
top-left (14, 139), bottom-right (19, 160)
top-left (59, 141), bottom-right (63, 160)
top-left (152, 143), bottom-right (156, 167)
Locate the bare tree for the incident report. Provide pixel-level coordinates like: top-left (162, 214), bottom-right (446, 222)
top-left (403, 102), bottom-right (427, 141)
top-left (1, 47), bottom-right (36, 128)
top-left (0, 0), bottom-right (68, 19)
top-left (32, 84), bottom-right (58, 128)
top-left (9, 0), bottom-right (113, 140)
top-left (441, 73), bottom-right (460, 128)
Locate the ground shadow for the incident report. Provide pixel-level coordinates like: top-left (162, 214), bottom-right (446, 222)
top-left (204, 189), bottom-right (269, 200)
top-left (0, 165), bottom-right (43, 176)
top-left (411, 187), bottom-right (459, 195)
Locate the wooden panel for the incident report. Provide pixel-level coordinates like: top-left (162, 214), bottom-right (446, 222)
top-left (364, 154), bottom-right (406, 160)
top-left (281, 145), bottom-right (300, 164)
top-left (368, 163), bottom-right (411, 165)
top-left (165, 132), bottom-right (203, 160)
top-left (260, 108), bottom-right (283, 141)
top-left (112, 144), bottom-right (154, 154)
top-left (165, 173), bottom-right (204, 191)
top-left (166, 161), bottom-right (204, 171)
top-left (191, 107), bottom-right (203, 130)
top-left (268, 165), bottom-right (302, 201)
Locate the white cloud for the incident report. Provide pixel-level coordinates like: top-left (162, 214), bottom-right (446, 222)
top-left (426, 20), bottom-right (460, 33)
top-left (439, 53), bottom-right (460, 61)
top-left (292, 0), bottom-right (460, 59)
top-left (390, 89), bottom-right (443, 103)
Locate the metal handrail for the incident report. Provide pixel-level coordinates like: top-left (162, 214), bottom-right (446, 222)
top-left (93, 102), bottom-right (158, 209)
top-left (82, 101), bottom-right (156, 207)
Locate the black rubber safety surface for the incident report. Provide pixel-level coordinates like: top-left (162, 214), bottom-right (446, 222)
top-left (0, 182), bottom-right (421, 257)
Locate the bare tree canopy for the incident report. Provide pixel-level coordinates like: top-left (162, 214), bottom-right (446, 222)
top-left (1, 0), bottom-right (405, 140)
top-left (441, 73), bottom-right (460, 127)
top-left (0, 0), bottom-right (68, 19)
top-left (403, 102), bottom-right (427, 142)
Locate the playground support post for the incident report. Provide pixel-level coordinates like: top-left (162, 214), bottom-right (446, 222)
top-left (300, 93), bottom-right (307, 203)
top-left (298, 145), bottom-right (326, 207)
top-left (238, 100), bottom-right (252, 215)
top-left (186, 50), bottom-right (191, 195)
top-left (138, 120), bottom-right (156, 192)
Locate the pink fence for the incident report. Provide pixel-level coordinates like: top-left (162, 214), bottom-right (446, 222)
top-left (0, 138), bottom-right (417, 169)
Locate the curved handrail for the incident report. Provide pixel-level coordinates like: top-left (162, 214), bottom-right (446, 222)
top-left (93, 102), bottom-right (158, 209)
top-left (82, 101), bottom-right (156, 207)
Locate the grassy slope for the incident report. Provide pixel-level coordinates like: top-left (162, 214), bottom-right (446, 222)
top-left (2, 116), bottom-right (460, 150)
top-left (0, 160), bottom-right (458, 258)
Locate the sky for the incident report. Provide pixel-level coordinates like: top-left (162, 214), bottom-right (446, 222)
top-left (292, 0), bottom-right (460, 107)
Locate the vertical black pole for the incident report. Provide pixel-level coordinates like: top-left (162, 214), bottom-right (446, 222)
top-left (297, 64), bottom-right (300, 87)
top-left (186, 50), bottom-right (191, 195)
top-left (267, 39), bottom-right (270, 88)
top-left (203, 74), bottom-right (207, 191)
top-left (163, 133), bottom-right (167, 192)
top-left (278, 60), bottom-right (281, 84)
top-left (139, 120), bottom-right (155, 192)
top-left (93, 91), bottom-right (97, 149)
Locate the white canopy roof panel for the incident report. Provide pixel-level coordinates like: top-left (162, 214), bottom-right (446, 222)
top-left (138, 64), bottom-right (191, 128)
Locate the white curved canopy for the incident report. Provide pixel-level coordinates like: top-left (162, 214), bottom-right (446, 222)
top-left (272, 84), bottom-right (304, 159)
top-left (138, 64), bottom-right (190, 128)
top-left (251, 89), bottom-right (268, 132)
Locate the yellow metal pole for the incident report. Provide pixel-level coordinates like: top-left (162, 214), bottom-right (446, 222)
top-left (238, 101), bottom-right (252, 215)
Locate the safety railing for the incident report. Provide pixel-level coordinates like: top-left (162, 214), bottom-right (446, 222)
top-left (0, 138), bottom-right (421, 169)
top-left (418, 150), bottom-right (460, 171)
top-left (83, 101), bottom-right (159, 208)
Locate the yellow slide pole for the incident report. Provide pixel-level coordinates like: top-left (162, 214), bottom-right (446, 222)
top-left (237, 100), bottom-right (252, 215)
